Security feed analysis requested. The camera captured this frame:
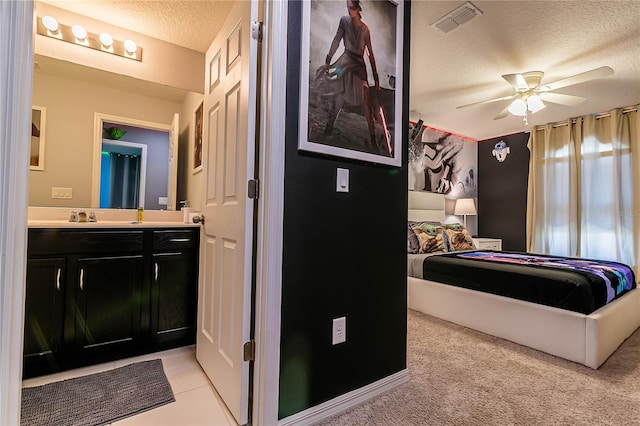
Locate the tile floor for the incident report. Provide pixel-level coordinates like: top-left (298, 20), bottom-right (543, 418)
top-left (22, 346), bottom-right (237, 426)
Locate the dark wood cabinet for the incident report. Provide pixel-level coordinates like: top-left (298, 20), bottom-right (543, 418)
top-left (23, 258), bottom-right (66, 377)
top-left (151, 229), bottom-right (199, 347)
top-left (75, 254), bottom-right (144, 356)
top-left (24, 226), bottom-right (199, 378)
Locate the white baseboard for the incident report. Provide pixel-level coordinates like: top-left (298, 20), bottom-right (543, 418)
top-left (278, 369), bottom-right (409, 426)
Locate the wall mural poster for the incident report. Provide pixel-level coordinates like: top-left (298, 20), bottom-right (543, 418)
top-left (408, 124), bottom-right (477, 198)
top-left (298, 0), bottom-right (404, 167)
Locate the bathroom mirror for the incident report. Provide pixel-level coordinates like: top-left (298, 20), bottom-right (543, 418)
top-left (30, 54), bottom-right (188, 210)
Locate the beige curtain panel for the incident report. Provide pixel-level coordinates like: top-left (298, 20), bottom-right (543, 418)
top-left (527, 104), bottom-right (639, 277)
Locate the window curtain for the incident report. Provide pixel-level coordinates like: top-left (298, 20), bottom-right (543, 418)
top-left (109, 153), bottom-right (141, 209)
top-left (527, 104), bottom-right (639, 277)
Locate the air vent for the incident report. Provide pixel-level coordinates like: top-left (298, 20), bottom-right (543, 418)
top-left (431, 1), bottom-right (483, 33)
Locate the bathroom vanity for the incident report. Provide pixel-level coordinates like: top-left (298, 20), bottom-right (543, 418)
top-left (23, 221), bottom-right (200, 378)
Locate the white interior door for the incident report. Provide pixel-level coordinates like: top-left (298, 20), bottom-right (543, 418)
top-left (196, 1), bottom-right (259, 424)
top-left (167, 112), bottom-right (179, 210)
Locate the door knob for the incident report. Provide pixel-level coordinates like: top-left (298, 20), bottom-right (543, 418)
top-left (193, 214), bottom-right (205, 224)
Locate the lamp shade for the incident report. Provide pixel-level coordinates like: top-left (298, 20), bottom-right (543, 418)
top-left (527, 95), bottom-right (546, 113)
top-left (454, 198), bottom-right (477, 215)
top-left (507, 98), bottom-right (527, 116)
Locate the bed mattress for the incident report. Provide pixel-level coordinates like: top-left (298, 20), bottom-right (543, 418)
top-left (419, 251), bottom-right (636, 315)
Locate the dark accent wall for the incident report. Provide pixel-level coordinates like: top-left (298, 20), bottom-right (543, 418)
top-left (278, 1), bottom-right (411, 419)
top-left (477, 133), bottom-right (530, 251)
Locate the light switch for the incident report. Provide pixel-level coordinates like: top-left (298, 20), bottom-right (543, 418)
top-left (336, 168), bottom-right (349, 193)
top-left (51, 187), bottom-right (72, 199)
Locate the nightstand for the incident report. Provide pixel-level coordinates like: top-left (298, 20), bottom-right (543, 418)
top-left (472, 237), bottom-right (502, 250)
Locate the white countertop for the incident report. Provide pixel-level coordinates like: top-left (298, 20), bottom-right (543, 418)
top-left (28, 206), bottom-right (199, 228)
top-left (28, 220), bottom-right (199, 229)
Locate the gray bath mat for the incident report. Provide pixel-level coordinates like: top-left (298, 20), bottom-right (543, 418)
top-left (21, 359), bottom-right (175, 426)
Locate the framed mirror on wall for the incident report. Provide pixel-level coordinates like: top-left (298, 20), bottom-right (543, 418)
top-left (30, 106), bottom-right (46, 171)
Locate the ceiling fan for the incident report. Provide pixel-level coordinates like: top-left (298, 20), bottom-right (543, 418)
top-left (456, 66), bottom-right (614, 124)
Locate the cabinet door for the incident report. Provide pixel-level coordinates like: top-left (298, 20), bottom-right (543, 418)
top-left (151, 252), bottom-right (197, 346)
top-left (23, 258), bottom-right (65, 377)
top-left (75, 255), bottom-right (143, 355)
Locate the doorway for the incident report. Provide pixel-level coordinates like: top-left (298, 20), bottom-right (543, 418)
top-left (100, 140), bottom-right (147, 209)
top-left (91, 113), bottom-right (179, 211)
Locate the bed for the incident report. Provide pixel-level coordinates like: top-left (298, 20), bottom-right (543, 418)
top-left (407, 190), bottom-right (640, 369)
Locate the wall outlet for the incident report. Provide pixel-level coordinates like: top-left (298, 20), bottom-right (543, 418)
top-left (332, 316), bottom-right (346, 345)
top-left (51, 187), bottom-right (72, 199)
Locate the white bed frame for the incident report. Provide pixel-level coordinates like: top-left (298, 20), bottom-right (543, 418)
top-left (407, 190), bottom-right (640, 369)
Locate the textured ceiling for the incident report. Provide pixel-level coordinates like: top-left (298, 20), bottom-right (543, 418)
top-left (39, 0), bottom-right (234, 52)
top-left (37, 1), bottom-right (640, 141)
top-left (410, 1), bottom-right (640, 140)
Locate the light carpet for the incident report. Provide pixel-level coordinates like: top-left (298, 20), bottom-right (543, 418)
top-left (320, 309), bottom-right (640, 425)
top-left (21, 359), bottom-right (175, 426)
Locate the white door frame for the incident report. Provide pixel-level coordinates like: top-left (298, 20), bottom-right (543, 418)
top-left (0, 1), bottom-right (33, 425)
top-left (91, 112), bottom-right (177, 210)
top-left (251, 1), bottom-right (287, 424)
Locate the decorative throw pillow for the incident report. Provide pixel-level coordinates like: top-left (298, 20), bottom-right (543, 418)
top-left (407, 222), bottom-right (421, 254)
top-left (443, 223), bottom-right (475, 251)
top-left (409, 221), bottom-right (447, 254)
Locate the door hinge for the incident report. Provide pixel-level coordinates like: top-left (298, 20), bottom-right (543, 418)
top-left (243, 340), bottom-right (255, 362)
top-left (248, 179), bottom-right (260, 200)
top-left (251, 21), bottom-right (263, 42)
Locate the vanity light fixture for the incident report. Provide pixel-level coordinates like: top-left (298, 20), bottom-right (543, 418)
top-left (36, 16), bottom-right (142, 61)
top-left (99, 32), bottom-right (113, 48)
top-left (71, 24), bottom-right (88, 45)
top-left (123, 39), bottom-right (137, 55)
top-left (42, 15), bottom-right (59, 33)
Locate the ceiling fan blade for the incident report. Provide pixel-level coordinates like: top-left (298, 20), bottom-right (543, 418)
top-left (501, 73), bottom-right (528, 91)
top-left (456, 95), bottom-right (515, 109)
top-left (493, 104), bottom-right (512, 120)
top-left (538, 92), bottom-right (587, 106)
top-left (541, 66), bottom-right (614, 92)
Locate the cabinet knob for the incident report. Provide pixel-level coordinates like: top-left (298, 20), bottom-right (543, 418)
top-left (192, 214), bottom-right (205, 224)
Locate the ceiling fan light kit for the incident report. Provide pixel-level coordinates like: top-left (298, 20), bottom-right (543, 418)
top-left (457, 66), bottom-right (614, 125)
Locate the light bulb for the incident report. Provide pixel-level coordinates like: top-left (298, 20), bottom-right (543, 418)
top-left (72, 24), bottom-right (87, 41)
top-left (124, 39), bottom-right (137, 54)
top-left (42, 16), bottom-right (59, 32)
top-left (508, 98), bottom-right (527, 116)
top-left (99, 32), bottom-right (113, 47)
top-left (527, 95), bottom-right (546, 113)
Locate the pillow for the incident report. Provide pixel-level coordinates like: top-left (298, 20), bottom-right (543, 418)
top-left (409, 221), bottom-right (447, 254)
top-left (443, 223), bottom-right (475, 251)
top-left (407, 222), bottom-right (421, 254)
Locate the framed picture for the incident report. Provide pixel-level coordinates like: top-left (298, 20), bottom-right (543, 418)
top-left (30, 106), bottom-right (46, 171)
top-left (193, 101), bottom-right (203, 173)
top-left (298, 0), bottom-right (404, 167)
